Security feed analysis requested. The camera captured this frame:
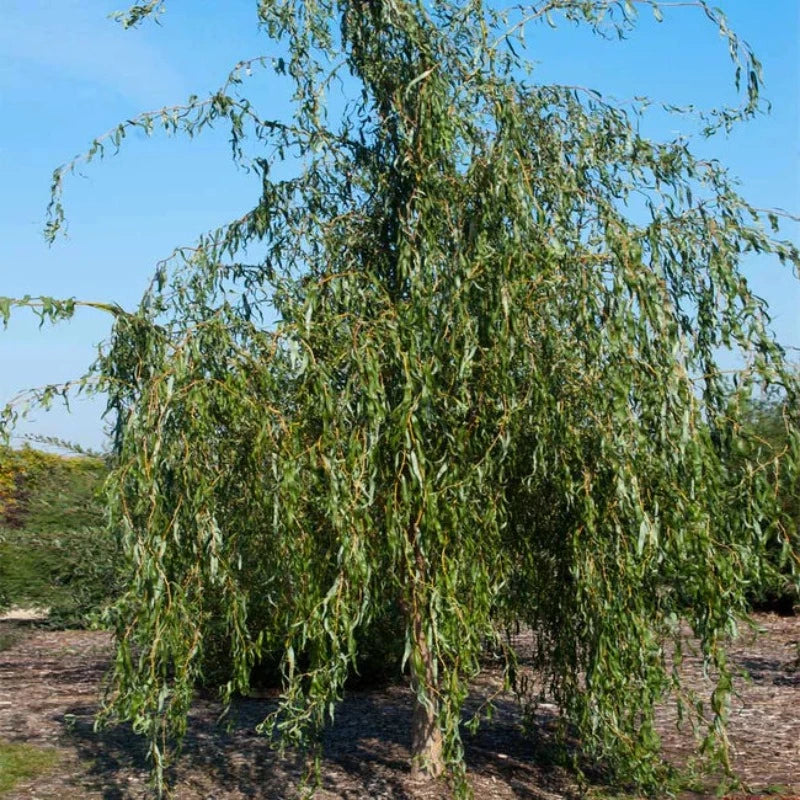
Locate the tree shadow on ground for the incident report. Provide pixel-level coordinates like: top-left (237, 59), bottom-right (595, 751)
top-left (733, 654), bottom-right (800, 687)
top-left (59, 691), bottom-right (415, 799)
top-left (58, 686), bottom-right (572, 799)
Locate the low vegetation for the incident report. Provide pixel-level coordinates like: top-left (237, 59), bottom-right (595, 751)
top-left (0, 628), bottom-right (22, 653)
top-left (0, 740), bottom-right (58, 796)
top-left (742, 399), bottom-right (800, 614)
top-left (0, 446), bottom-right (119, 626)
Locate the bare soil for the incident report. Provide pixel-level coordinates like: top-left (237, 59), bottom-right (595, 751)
top-left (0, 614), bottom-right (797, 799)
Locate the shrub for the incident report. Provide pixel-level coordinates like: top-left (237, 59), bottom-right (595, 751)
top-left (741, 399), bottom-right (800, 614)
top-left (0, 446), bottom-right (120, 626)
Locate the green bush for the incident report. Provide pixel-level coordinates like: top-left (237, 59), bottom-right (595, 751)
top-left (0, 446), bottom-right (121, 626)
top-left (741, 399), bottom-right (800, 614)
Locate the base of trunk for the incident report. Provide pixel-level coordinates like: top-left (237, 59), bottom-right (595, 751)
top-left (410, 697), bottom-right (444, 780)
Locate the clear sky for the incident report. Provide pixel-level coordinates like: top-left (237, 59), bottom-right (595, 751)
top-left (1, 0), bottom-right (798, 451)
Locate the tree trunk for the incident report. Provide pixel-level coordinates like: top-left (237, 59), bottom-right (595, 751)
top-left (409, 604), bottom-right (444, 780)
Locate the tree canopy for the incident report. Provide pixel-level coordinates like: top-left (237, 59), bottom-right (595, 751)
top-left (3, 1), bottom-right (799, 795)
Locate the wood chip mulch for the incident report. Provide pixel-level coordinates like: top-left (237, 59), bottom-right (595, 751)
top-left (0, 613), bottom-right (797, 799)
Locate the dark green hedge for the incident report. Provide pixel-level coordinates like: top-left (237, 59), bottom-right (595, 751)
top-left (0, 446), bottom-right (120, 626)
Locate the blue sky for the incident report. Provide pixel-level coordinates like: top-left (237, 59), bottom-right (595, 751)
top-left (1, 1), bottom-right (798, 451)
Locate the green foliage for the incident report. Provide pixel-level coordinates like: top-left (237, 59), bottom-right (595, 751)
top-left (197, 579), bottom-right (405, 692)
top-left (0, 446), bottom-right (120, 626)
top-left (0, 741), bottom-right (58, 796)
top-left (739, 397), bottom-right (800, 613)
top-left (3, 1), bottom-right (800, 797)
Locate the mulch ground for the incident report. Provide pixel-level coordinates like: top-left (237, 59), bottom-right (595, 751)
top-left (0, 613), bottom-right (797, 799)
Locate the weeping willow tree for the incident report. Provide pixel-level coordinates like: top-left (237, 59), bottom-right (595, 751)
top-left (3, 0), bottom-right (800, 795)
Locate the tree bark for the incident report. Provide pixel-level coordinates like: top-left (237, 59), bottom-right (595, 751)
top-left (409, 604), bottom-right (444, 780)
